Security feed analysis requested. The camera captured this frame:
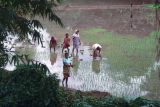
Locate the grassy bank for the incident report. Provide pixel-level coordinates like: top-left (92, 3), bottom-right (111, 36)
top-left (81, 28), bottom-right (155, 76)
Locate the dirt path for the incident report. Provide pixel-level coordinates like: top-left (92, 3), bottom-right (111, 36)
top-left (57, 5), bottom-right (148, 11)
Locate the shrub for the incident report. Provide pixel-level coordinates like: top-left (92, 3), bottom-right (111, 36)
top-left (0, 64), bottom-right (61, 107)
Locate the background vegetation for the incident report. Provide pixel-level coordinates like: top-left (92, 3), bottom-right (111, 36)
top-left (1, 65), bottom-right (160, 107)
top-left (0, 0), bottom-right (160, 106)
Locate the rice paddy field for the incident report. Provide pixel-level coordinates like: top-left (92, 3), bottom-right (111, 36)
top-left (13, 0), bottom-right (160, 100)
top-left (14, 27), bottom-right (160, 100)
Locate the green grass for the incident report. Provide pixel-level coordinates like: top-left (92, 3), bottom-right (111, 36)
top-left (81, 28), bottom-right (156, 76)
top-left (144, 4), bottom-right (160, 9)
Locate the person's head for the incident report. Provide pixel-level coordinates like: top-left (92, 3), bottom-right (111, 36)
top-left (64, 52), bottom-right (69, 58)
top-left (51, 36), bottom-right (55, 40)
top-left (96, 47), bottom-right (101, 52)
top-left (65, 33), bottom-right (69, 38)
top-left (75, 29), bottom-right (79, 34)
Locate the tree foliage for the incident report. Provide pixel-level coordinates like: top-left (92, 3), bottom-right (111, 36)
top-left (0, 64), bottom-right (62, 107)
top-left (0, 1), bottom-right (65, 106)
top-left (0, 0), bottom-right (63, 67)
top-left (1, 1), bottom-right (160, 107)
top-left (0, 0), bottom-right (63, 37)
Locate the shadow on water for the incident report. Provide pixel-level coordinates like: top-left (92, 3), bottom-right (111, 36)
top-left (50, 53), bottom-right (57, 65)
top-left (72, 54), bottom-right (80, 74)
top-left (92, 59), bottom-right (101, 74)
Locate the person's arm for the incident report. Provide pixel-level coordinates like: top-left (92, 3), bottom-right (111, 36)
top-left (79, 37), bottom-right (81, 45)
top-left (72, 34), bottom-right (75, 40)
top-left (70, 63), bottom-right (73, 67)
top-left (62, 38), bottom-right (65, 48)
top-left (64, 63), bottom-right (73, 67)
top-left (69, 38), bottom-right (70, 43)
top-left (93, 49), bottom-right (97, 58)
top-left (49, 40), bottom-right (52, 48)
top-left (99, 48), bottom-right (102, 58)
top-left (69, 58), bottom-right (73, 67)
top-left (63, 38), bottom-right (65, 44)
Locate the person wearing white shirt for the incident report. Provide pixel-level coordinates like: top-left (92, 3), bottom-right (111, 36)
top-left (72, 29), bottom-right (81, 55)
top-left (92, 43), bottom-right (102, 59)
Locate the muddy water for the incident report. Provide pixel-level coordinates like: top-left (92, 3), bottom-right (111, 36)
top-left (5, 34), bottom-right (160, 100)
top-left (28, 43), bottom-right (152, 100)
top-left (6, 40), bottom-right (159, 100)
top-left (5, 30), bottom-right (160, 100)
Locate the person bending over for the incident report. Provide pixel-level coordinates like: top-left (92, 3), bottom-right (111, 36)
top-left (92, 43), bottom-right (102, 59)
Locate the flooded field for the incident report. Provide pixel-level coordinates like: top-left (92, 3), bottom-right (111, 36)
top-left (4, 2), bottom-right (160, 100)
top-left (6, 31), bottom-right (158, 100)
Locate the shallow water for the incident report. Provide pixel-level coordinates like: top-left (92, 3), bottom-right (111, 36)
top-left (30, 44), bottom-right (151, 100)
top-left (5, 30), bottom-right (160, 100)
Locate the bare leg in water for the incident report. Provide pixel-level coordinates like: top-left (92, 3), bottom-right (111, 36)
top-left (62, 77), bottom-right (68, 87)
top-left (54, 47), bottom-right (56, 53)
top-left (72, 47), bottom-right (79, 56)
top-left (62, 78), bottom-right (65, 87)
top-left (76, 48), bottom-right (78, 56)
top-left (66, 78), bottom-right (68, 88)
top-left (72, 48), bottom-right (75, 56)
top-left (62, 48), bottom-right (64, 53)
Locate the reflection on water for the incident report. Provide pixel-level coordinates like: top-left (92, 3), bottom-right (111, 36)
top-left (72, 54), bottom-right (80, 73)
top-left (29, 44), bottom-right (149, 99)
top-left (92, 59), bottom-right (100, 74)
top-left (143, 65), bottom-right (160, 100)
top-left (50, 53), bottom-right (57, 65)
top-left (7, 30), bottom-right (160, 100)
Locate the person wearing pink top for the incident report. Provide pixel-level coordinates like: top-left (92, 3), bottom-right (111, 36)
top-left (62, 33), bottom-right (70, 53)
top-left (50, 36), bottom-right (57, 53)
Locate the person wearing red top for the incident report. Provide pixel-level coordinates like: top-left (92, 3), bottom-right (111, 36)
top-left (50, 36), bottom-right (57, 53)
top-left (62, 33), bottom-right (70, 53)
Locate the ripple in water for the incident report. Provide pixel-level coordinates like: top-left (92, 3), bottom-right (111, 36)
top-left (4, 29), bottom-right (151, 100)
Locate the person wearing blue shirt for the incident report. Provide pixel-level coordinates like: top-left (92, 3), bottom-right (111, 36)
top-left (62, 52), bottom-right (73, 87)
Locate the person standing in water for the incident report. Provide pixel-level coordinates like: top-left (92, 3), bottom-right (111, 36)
top-left (50, 36), bottom-right (57, 53)
top-left (62, 52), bottom-right (73, 87)
top-left (62, 33), bottom-right (70, 53)
top-left (72, 29), bottom-right (81, 56)
top-left (92, 43), bottom-right (102, 59)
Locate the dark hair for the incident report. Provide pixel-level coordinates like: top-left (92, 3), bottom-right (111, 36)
top-left (65, 33), bottom-right (69, 36)
top-left (76, 30), bottom-right (79, 34)
top-left (64, 52), bottom-right (69, 57)
top-left (51, 36), bottom-right (55, 41)
top-left (96, 47), bottom-right (101, 51)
